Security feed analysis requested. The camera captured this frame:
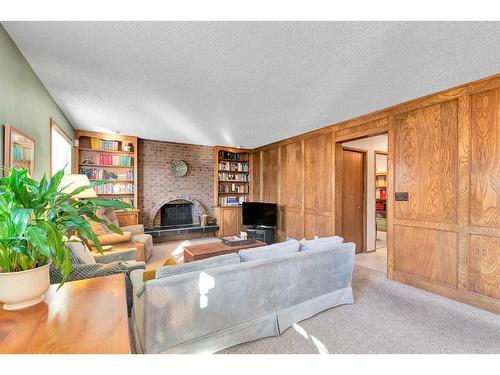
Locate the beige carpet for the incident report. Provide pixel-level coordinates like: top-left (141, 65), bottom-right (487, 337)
top-left (220, 265), bottom-right (500, 354)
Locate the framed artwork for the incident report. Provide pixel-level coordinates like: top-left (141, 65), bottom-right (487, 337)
top-left (3, 124), bottom-right (35, 176)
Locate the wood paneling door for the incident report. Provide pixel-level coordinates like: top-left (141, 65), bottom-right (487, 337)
top-left (341, 148), bottom-right (366, 253)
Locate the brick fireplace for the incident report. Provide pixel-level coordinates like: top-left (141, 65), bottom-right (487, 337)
top-left (138, 139), bottom-right (214, 227)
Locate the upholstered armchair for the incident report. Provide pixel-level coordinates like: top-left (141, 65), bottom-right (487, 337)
top-left (88, 207), bottom-right (154, 262)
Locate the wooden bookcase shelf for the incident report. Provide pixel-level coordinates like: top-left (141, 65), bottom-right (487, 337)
top-left (214, 146), bottom-right (251, 207)
top-left (73, 130), bottom-right (139, 224)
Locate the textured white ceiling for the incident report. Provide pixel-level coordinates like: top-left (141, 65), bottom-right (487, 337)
top-left (3, 22), bottom-right (500, 148)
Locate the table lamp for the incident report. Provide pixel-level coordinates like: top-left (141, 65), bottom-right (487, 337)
top-left (60, 174), bottom-right (97, 198)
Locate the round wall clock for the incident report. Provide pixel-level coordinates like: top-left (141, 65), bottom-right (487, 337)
top-left (171, 160), bottom-right (188, 177)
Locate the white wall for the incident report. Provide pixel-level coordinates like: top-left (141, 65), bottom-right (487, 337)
top-left (342, 134), bottom-right (388, 251)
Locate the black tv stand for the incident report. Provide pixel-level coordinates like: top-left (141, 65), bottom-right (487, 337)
top-left (246, 226), bottom-right (275, 244)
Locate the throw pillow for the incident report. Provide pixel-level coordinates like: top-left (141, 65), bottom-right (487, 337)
top-left (104, 207), bottom-right (120, 227)
top-left (299, 235), bottom-right (344, 252)
top-left (238, 239), bottom-right (300, 262)
top-left (68, 237), bottom-right (96, 264)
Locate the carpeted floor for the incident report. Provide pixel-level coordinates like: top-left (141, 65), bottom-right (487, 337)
top-left (220, 265), bottom-right (500, 354)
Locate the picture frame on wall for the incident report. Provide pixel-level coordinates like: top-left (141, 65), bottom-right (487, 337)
top-left (3, 124), bottom-right (35, 176)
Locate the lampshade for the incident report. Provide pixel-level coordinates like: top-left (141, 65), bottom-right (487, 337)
top-left (60, 174), bottom-right (97, 199)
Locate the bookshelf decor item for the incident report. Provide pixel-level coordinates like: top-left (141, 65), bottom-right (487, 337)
top-left (171, 160), bottom-right (188, 177)
top-left (3, 124), bottom-right (35, 177)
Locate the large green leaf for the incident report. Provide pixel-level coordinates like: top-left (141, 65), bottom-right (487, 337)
top-left (11, 208), bottom-right (33, 235)
top-left (25, 225), bottom-right (52, 258)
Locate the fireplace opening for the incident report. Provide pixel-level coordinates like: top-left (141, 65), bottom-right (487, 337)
top-left (160, 200), bottom-right (194, 226)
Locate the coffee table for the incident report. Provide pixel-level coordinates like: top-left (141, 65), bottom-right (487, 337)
top-left (183, 240), bottom-right (267, 263)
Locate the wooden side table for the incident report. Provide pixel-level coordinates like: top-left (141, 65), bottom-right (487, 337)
top-left (0, 274), bottom-right (130, 354)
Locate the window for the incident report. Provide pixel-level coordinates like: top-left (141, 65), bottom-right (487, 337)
top-left (50, 118), bottom-right (73, 176)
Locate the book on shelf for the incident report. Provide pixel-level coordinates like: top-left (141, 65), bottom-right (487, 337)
top-left (80, 167), bottom-right (134, 181)
top-left (218, 183), bottom-right (249, 193)
top-left (218, 150), bottom-right (247, 161)
top-left (110, 196), bottom-right (134, 206)
top-left (218, 161), bottom-right (249, 172)
top-left (81, 153), bottom-right (133, 166)
top-left (94, 182), bottom-right (134, 194)
top-left (90, 138), bottom-right (119, 151)
top-left (218, 195), bottom-right (248, 206)
top-left (218, 172), bottom-right (249, 182)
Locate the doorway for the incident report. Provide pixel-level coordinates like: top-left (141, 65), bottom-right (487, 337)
top-left (338, 134), bottom-right (388, 273)
top-left (340, 147), bottom-right (366, 253)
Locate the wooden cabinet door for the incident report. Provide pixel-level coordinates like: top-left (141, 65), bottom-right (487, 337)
top-left (218, 207), bottom-right (242, 237)
top-left (341, 148), bottom-right (366, 253)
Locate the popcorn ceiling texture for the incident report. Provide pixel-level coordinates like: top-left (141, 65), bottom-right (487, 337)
top-left (5, 22), bottom-right (500, 148)
top-left (137, 139), bottom-right (214, 227)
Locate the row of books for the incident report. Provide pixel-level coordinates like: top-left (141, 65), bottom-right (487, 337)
top-left (90, 138), bottom-right (119, 151)
top-left (81, 154), bottom-right (133, 166)
top-left (80, 167), bottom-right (134, 181)
top-left (94, 183), bottom-right (134, 194)
top-left (218, 161), bottom-right (249, 172)
top-left (376, 188), bottom-right (387, 200)
top-left (218, 151), bottom-right (247, 161)
top-left (13, 144), bottom-right (32, 162)
top-left (111, 196), bottom-right (134, 206)
top-left (218, 172), bottom-right (249, 182)
top-left (218, 195), bottom-right (248, 206)
top-left (219, 183), bottom-right (249, 193)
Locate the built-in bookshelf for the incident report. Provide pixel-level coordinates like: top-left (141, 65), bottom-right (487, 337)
top-left (214, 147), bottom-right (251, 207)
top-left (73, 130), bottom-right (138, 209)
top-left (375, 171), bottom-right (387, 232)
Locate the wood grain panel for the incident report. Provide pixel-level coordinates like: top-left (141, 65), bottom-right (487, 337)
top-left (282, 209), bottom-right (303, 239)
top-left (469, 235), bottom-right (500, 299)
top-left (279, 141), bottom-right (303, 209)
top-left (335, 117), bottom-right (389, 142)
top-left (394, 225), bottom-right (458, 288)
top-left (304, 213), bottom-right (333, 240)
top-left (304, 133), bottom-right (332, 211)
top-left (251, 151), bottom-right (262, 201)
top-left (394, 100), bottom-right (458, 224)
top-left (470, 89), bottom-right (500, 228)
top-left (262, 148), bottom-right (279, 203)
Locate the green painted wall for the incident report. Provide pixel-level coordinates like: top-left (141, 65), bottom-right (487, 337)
top-left (0, 24), bottom-right (74, 179)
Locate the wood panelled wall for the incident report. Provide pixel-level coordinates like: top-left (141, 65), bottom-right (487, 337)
top-left (250, 74), bottom-right (500, 314)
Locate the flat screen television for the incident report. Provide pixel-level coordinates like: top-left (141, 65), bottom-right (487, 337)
top-left (242, 202), bottom-right (277, 227)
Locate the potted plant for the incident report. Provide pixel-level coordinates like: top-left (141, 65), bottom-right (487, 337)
top-left (0, 168), bottom-right (130, 310)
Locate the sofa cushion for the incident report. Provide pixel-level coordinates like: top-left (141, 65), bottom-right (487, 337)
top-left (68, 237), bottom-right (96, 265)
top-left (238, 239), bottom-right (300, 262)
top-left (92, 231), bottom-right (133, 246)
top-left (155, 253), bottom-right (241, 279)
top-left (299, 236), bottom-right (344, 252)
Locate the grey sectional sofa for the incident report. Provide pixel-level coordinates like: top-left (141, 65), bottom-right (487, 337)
top-left (130, 236), bottom-right (355, 354)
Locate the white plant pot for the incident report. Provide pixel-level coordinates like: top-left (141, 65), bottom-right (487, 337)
top-left (0, 262), bottom-right (51, 310)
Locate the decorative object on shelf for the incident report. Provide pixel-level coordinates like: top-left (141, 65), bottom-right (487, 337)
top-left (3, 124), bottom-right (35, 177)
top-left (199, 214), bottom-right (209, 227)
top-left (0, 168), bottom-right (131, 310)
top-left (171, 160), bottom-right (188, 177)
top-left (122, 142), bottom-right (133, 152)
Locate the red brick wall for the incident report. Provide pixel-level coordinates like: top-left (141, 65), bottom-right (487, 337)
top-left (138, 139), bottom-right (214, 226)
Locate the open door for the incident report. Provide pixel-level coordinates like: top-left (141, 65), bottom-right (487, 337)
top-left (340, 147), bottom-right (366, 253)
